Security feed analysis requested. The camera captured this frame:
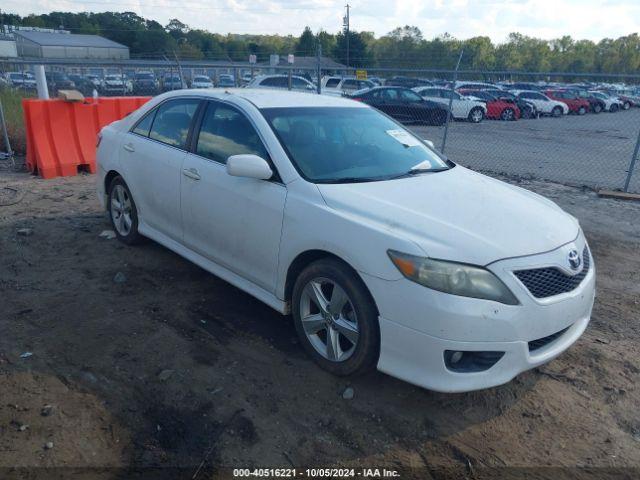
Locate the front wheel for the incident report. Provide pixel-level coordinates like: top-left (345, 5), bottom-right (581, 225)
top-left (551, 106), bottom-right (563, 117)
top-left (468, 107), bottom-right (484, 123)
top-left (577, 106), bottom-right (587, 115)
top-left (623, 101), bottom-right (631, 110)
top-left (500, 108), bottom-right (515, 121)
top-left (610, 103), bottom-right (619, 113)
top-left (292, 259), bottom-right (380, 377)
top-left (593, 103), bottom-right (603, 113)
top-left (107, 176), bottom-right (144, 245)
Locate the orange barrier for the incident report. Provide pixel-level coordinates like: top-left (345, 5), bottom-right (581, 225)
top-left (23, 96), bottom-right (151, 179)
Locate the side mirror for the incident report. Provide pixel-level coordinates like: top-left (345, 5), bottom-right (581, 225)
top-left (423, 139), bottom-right (435, 149)
top-left (226, 154), bottom-right (273, 180)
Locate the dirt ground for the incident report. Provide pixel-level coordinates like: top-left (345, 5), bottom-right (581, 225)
top-left (0, 165), bottom-right (639, 480)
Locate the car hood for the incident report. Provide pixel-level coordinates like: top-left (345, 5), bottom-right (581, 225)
top-left (317, 166), bottom-right (579, 265)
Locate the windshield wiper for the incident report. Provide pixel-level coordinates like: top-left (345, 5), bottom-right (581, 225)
top-left (316, 177), bottom-right (383, 184)
top-left (389, 167), bottom-right (450, 180)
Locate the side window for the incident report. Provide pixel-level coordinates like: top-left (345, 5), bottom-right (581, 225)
top-left (132, 109), bottom-right (156, 137)
top-left (382, 89), bottom-right (399, 101)
top-left (262, 76), bottom-right (287, 88)
top-left (196, 102), bottom-right (269, 164)
top-left (342, 79), bottom-right (358, 90)
top-left (292, 77), bottom-right (311, 89)
top-left (400, 90), bottom-right (423, 102)
top-left (149, 99), bottom-right (200, 149)
top-left (325, 78), bottom-right (340, 88)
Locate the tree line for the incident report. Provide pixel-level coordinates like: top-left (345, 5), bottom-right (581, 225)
top-left (2, 11), bottom-right (639, 74)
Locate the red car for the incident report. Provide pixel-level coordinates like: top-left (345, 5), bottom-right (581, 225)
top-left (544, 90), bottom-right (590, 115)
top-left (458, 89), bottom-right (521, 120)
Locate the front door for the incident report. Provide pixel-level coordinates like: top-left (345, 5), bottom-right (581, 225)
top-left (180, 100), bottom-right (286, 292)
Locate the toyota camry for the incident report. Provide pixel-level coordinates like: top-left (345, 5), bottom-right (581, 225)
top-left (96, 89), bottom-right (595, 392)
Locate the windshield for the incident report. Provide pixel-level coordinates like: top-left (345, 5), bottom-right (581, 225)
top-left (136, 73), bottom-right (154, 80)
top-left (261, 107), bottom-right (450, 183)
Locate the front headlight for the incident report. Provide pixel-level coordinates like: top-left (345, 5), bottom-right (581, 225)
top-left (388, 250), bottom-right (519, 305)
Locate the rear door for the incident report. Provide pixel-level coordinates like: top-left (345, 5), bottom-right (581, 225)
top-left (120, 97), bottom-right (201, 241)
top-left (180, 100), bottom-right (286, 291)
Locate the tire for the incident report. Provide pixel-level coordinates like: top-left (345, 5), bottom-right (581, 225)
top-left (577, 106), bottom-right (587, 115)
top-left (610, 103), bottom-right (619, 113)
top-left (551, 106), bottom-right (563, 117)
top-left (292, 258), bottom-right (380, 377)
top-left (107, 176), bottom-right (144, 245)
top-left (593, 103), bottom-right (602, 113)
top-left (623, 101), bottom-right (631, 110)
top-left (500, 108), bottom-right (515, 121)
top-left (467, 107), bottom-right (484, 123)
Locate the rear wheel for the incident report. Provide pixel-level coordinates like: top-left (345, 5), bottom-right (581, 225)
top-left (577, 106), bottom-right (587, 115)
top-left (593, 103), bottom-right (603, 113)
top-left (610, 103), bottom-right (619, 113)
top-left (468, 107), bottom-right (484, 123)
top-left (551, 106), bottom-right (563, 117)
top-left (292, 259), bottom-right (379, 377)
top-left (500, 108), bottom-right (515, 121)
top-left (107, 176), bottom-right (144, 245)
top-left (623, 101), bottom-right (631, 110)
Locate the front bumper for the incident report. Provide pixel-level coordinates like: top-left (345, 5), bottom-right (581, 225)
top-left (362, 237), bottom-right (596, 392)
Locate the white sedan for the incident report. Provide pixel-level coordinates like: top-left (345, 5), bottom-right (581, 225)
top-left (97, 89), bottom-right (595, 392)
top-left (191, 75), bottom-right (214, 89)
top-left (588, 91), bottom-right (623, 112)
top-left (511, 90), bottom-right (569, 117)
top-left (413, 86), bottom-right (487, 122)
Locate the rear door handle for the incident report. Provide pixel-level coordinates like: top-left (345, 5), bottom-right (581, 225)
top-left (182, 168), bottom-right (201, 180)
top-left (123, 143), bottom-right (135, 152)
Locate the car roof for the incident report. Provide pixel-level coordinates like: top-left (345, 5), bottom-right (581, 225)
top-left (160, 88), bottom-right (367, 109)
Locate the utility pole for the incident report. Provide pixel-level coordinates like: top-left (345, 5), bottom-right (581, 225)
top-left (343, 4), bottom-right (350, 71)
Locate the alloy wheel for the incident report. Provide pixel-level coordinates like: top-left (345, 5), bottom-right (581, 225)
top-left (110, 184), bottom-right (133, 236)
top-left (299, 277), bottom-right (359, 362)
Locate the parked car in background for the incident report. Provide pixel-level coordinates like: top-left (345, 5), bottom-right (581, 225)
top-left (386, 76), bottom-right (433, 88)
top-left (86, 74), bottom-right (102, 88)
top-left (368, 76), bottom-right (383, 86)
top-left (161, 74), bottom-right (187, 92)
top-left (588, 91), bottom-right (623, 112)
top-left (241, 73), bottom-right (253, 85)
top-left (511, 90), bottom-right (569, 117)
top-left (246, 74), bottom-right (316, 92)
top-left (68, 74), bottom-right (97, 96)
top-left (413, 86), bottom-right (486, 123)
top-left (608, 89), bottom-right (640, 108)
top-left (97, 89), bottom-right (595, 392)
top-left (350, 86), bottom-right (450, 125)
top-left (483, 90), bottom-right (538, 119)
top-left (132, 71), bottom-right (158, 95)
top-left (101, 74), bottom-right (132, 95)
top-left (322, 76), bottom-right (375, 96)
top-left (46, 71), bottom-right (75, 94)
top-left (191, 75), bottom-right (214, 89)
top-left (544, 90), bottom-right (590, 115)
top-left (459, 89), bottom-right (521, 121)
top-left (569, 90), bottom-right (606, 113)
top-left (217, 74), bottom-right (236, 87)
top-left (5, 72), bottom-right (36, 90)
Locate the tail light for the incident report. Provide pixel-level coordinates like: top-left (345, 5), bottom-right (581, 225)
top-left (351, 97), bottom-right (363, 102)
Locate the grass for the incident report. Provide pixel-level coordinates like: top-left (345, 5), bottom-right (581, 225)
top-left (0, 86), bottom-right (34, 156)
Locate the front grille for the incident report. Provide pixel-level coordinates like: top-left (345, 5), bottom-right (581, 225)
top-left (514, 246), bottom-right (590, 299)
top-left (528, 326), bottom-right (570, 352)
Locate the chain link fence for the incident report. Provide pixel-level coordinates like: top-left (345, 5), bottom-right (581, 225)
top-left (1, 57), bottom-right (639, 193)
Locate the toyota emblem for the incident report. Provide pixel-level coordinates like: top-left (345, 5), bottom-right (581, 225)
top-left (568, 249), bottom-right (581, 270)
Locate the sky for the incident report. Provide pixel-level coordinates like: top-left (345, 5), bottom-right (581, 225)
top-left (2, 0), bottom-right (639, 43)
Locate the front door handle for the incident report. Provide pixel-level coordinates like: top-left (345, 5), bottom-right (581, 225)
top-left (182, 168), bottom-right (201, 180)
top-left (123, 143), bottom-right (135, 152)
